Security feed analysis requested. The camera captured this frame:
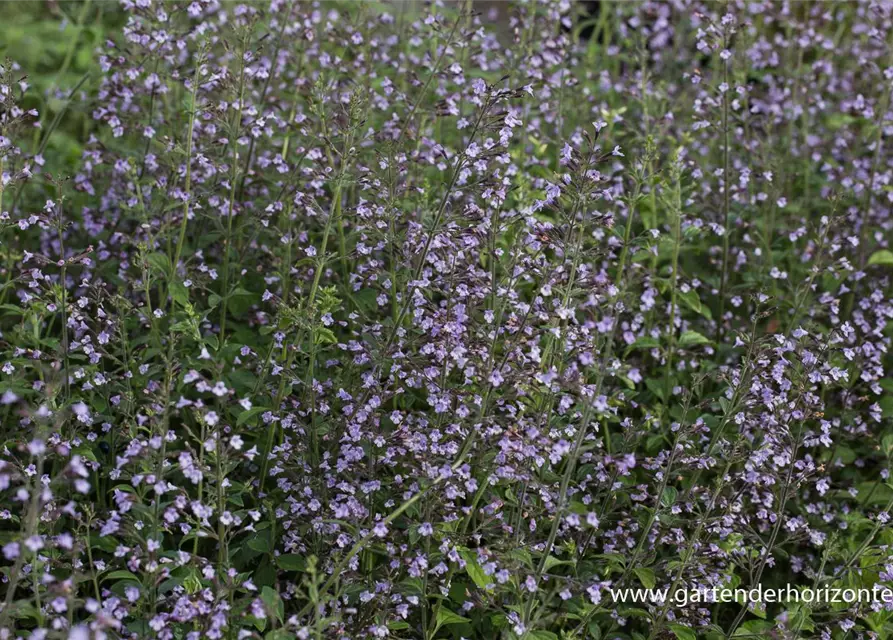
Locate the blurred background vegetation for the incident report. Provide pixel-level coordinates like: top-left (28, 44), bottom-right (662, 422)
top-left (3, 1), bottom-right (123, 177)
top-left (0, 0), bottom-right (523, 193)
top-left (1, 0), bottom-right (508, 180)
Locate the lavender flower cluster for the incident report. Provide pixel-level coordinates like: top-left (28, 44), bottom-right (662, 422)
top-left (0, 0), bottom-right (892, 638)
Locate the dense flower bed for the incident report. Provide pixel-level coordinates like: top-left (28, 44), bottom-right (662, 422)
top-left (0, 1), bottom-right (892, 638)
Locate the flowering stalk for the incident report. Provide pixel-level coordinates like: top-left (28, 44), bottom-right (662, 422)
top-left (0, 447), bottom-right (44, 629)
top-left (717, 25), bottom-right (732, 339)
top-left (169, 50), bottom-right (204, 298)
top-left (218, 33), bottom-right (249, 345)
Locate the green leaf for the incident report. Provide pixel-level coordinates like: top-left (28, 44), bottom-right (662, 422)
top-left (146, 252), bottom-right (172, 276)
top-left (646, 434), bottom-right (667, 454)
top-left (510, 548), bottom-right (534, 568)
top-left (183, 572), bottom-right (202, 595)
top-left (669, 623), bottom-right (697, 640)
top-left (388, 621), bottom-right (411, 631)
top-left (157, 575), bottom-right (185, 595)
top-left (434, 607), bottom-right (470, 633)
top-left (314, 327), bottom-right (337, 345)
top-left (678, 289), bottom-right (701, 314)
top-left (248, 535), bottom-right (272, 554)
top-left (868, 249), bottom-right (893, 266)
top-left (275, 554), bottom-right (306, 572)
top-left (102, 570), bottom-right (141, 583)
top-left (543, 555), bottom-right (574, 572)
top-left (679, 331), bottom-right (710, 347)
top-left (883, 434), bottom-right (893, 456)
top-left (459, 548), bottom-right (492, 590)
top-left (72, 445), bottom-right (98, 463)
top-left (679, 289), bottom-right (712, 319)
top-left (633, 567), bottom-right (656, 589)
top-left (588, 621), bottom-right (603, 640)
top-left (260, 586), bottom-right (284, 623)
top-left (625, 336), bottom-right (660, 353)
top-left (170, 280), bottom-right (189, 307)
top-left (856, 481), bottom-right (893, 506)
top-left (237, 406), bottom-right (269, 426)
top-left (645, 378), bottom-right (665, 402)
top-left (737, 620), bottom-right (774, 636)
top-left (528, 632), bottom-right (559, 640)
top-left (661, 486), bottom-right (678, 508)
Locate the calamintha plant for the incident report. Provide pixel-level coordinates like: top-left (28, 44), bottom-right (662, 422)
top-left (0, 1), bottom-right (892, 639)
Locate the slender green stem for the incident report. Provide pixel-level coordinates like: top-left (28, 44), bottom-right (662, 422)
top-left (663, 160), bottom-right (682, 403)
top-left (219, 36), bottom-right (248, 345)
top-left (57, 194), bottom-right (70, 401)
top-left (49, 0), bottom-right (93, 101)
top-left (170, 52), bottom-right (204, 292)
top-left (717, 33), bottom-right (732, 340)
top-left (216, 425), bottom-right (227, 570)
